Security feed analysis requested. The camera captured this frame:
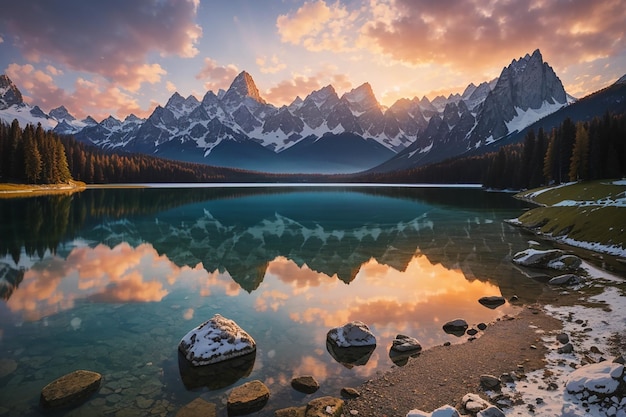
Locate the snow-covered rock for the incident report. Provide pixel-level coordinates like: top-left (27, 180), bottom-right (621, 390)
top-left (407, 404), bottom-right (460, 417)
top-left (178, 314), bottom-right (256, 366)
top-left (390, 334), bottom-right (422, 353)
top-left (565, 359), bottom-right (625, 403)
top-left (327, 321), bottom-right (376, 348)
top-left (512, 248), bottom-right (564, 267)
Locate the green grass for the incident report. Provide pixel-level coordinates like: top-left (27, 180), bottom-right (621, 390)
top-left (514, 180), bottom-right (626, 254)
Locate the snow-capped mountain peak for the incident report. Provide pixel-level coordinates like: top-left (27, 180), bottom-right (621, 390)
top-left (0, 74), bottom-right (24, 110)
top-left (49, 105), bottom-right (76, 122)
top-left (222, 71), bottom-right (267, 107)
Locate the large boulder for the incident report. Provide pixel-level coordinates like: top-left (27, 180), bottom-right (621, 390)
top-left (565, 359), bottom-right (625, 405)
top-left (327, 321), bottom-right (376, 347)
top-left (40, 370), bottom-right (102, 409)
top-left (178, 314), bottom-right (256, 366)
top-left (227, 380), bottom-right (270, 415)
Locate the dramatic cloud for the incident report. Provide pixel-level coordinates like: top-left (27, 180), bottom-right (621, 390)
top-left (0, 0), bottom-right (201, 90)
top-left (6, 64), bottom-right (153, 120)
top-left (362, 0), bottom-right (626, 72)
top-left (195, 58), bottom-right (240, 92)
top-left (276, 0), bottom-right (357, 52)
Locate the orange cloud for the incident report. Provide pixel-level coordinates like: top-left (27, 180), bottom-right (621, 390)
top-left (276, 0), bottom-right (356, 52)
top-left (195, 58), bottom-right (240, 92)
top-left (256, 55), bottom-right (287, 74)
top-left (6, 63), bottom-right (155, 120)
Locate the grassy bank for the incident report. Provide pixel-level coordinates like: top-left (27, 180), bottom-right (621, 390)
top-left (512, 180), bottom-right (626, 257)
top-left (0, 180), bottom-right (86, 198)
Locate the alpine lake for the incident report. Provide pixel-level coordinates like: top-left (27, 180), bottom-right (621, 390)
top-left (0, 184), bottom-right (575, 416)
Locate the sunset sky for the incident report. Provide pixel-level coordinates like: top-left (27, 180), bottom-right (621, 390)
top-left (1, 0), bottom-right (625, 120)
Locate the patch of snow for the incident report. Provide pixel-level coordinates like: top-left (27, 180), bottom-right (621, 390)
top-left (505, 101), bottom-right (566, 133)
top-left (502, 265), bottom-right (626, 417)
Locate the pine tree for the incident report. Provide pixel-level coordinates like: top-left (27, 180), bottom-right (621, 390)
top-left (569, 122), bottom-right (590, 181)
top-left (23, 125), bottom-right (42, 183)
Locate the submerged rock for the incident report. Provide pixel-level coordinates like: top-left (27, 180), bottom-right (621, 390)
top-left (40, 370), bottom-right (102, 409)
top-left (175, 397), bottom-right (216, 417)
top-left (178, 314), bottom-right (256, 366)
top-left (305, 396), bottom-right (344, 417)
top-left (326, 340), bottom-right (376, 368)
top-left (291, 375), bottom-right (320, 394)
top-left (548, 274), bottom-right (582, 286)
top-left (327, 321), bottom-right (376, 348)
top-left (227, 380), bottom-right (270, 415)
top-left (177, 350), bottom-right (255, 390)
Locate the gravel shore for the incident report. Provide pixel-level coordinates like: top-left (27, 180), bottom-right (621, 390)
top-left (344, 306), bottom-right (563, 417)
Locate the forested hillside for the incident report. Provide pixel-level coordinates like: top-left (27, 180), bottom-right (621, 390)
top-left (355, 112), bottom-right (626, 189)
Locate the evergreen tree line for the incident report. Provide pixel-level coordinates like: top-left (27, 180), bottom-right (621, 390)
top-left (0, 120), bottom-right (72, 184)
top-left (484, 112), bottom-right (626, 189)
top-left (356, 112), bottom-right (626, 189)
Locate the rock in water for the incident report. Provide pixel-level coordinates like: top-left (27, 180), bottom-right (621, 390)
top-left (291, 375), bottom-right (320, 394)
top-left (327, 321), bottom-right (376, 347)
top-left (176, 398), bottom-right (216, 417)
top-left (443, 319), bottom-right (468, 336)
top-left (227, 380), bottom-right (270, 415)
top-left (478, 296), bottom-right (506, 309)
top-left (178, 314), bottom-right (256, 366)
top-left (40, 370), bottom-right (102, 409)
top-left (305, 396), bottom-right (344, 417)
top-left (391, 334), bottom-right (422, 353)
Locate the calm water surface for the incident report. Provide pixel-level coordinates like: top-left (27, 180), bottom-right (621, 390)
top-left (0, 185), bottom-right (542, 416)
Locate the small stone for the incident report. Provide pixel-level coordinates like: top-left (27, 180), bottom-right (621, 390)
top-left (480, 374), bottom-right (501, 390)
top-left (558, 343), bottom-right (574, 354)
top-left (40, 370), bottom-right (102, 409)
top-left (305, 396), bottom-right (344, 417)
top-left (291, 376), bottom-right (320, 394)
top-left (0, 359), bottom-right (17, 378)
top-left (556, 333), bottom-right (570, 344)
top-left (478, 296), bottom-right (506, 309)
top-left (443, 319), bottom-right (468, 336)
top-left (340, 387), bottom-right (361, 398)
top-left (327, 322), bottom-right (376, 348)
top-left (467, 328), bottom-right (479, 336)
top-left (349, 410), bottom-right (358, 415)
top-left (227, 380), bottom-right (270, 415)
top-left (478, 405), bottom-right (506, 417)
top-left (477, 323), bottom-right (487, 331)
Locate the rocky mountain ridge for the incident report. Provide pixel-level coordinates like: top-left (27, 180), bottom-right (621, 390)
top-left (0, 50), bottom-right (582, 174)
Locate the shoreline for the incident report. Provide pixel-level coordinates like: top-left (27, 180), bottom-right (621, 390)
top-left (344, 306), bottom-right (563, 416)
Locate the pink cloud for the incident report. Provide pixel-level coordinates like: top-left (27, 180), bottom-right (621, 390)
top-left (0, 0), bottom-right (201, 90)
top-left (195, 58), bottom-right (240, 92)
top-left (6, 63), bottom-right (155, 120)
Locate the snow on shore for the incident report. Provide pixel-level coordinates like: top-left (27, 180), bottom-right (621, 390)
top-left (500, 262), bottom-right (626, 416)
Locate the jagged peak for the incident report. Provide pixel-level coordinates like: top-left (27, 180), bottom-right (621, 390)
top-left (0, 74), bottom-right (24, 108)
top-left (343, 82), bottom-right (377, 103)
top-left (49, 105), bottom-right (76, 121)
top-left (223, 71), bottom-right (267, 104)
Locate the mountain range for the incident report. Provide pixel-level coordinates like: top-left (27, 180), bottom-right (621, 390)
top-left (1, 50), bottom-right (623, 175)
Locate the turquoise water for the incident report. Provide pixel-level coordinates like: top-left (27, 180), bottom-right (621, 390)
top-left (0, 186), bottom-right (539, 416)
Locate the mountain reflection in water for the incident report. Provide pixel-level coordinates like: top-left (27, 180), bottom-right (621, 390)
top-left (0, 186), bottom-right (540, 416)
